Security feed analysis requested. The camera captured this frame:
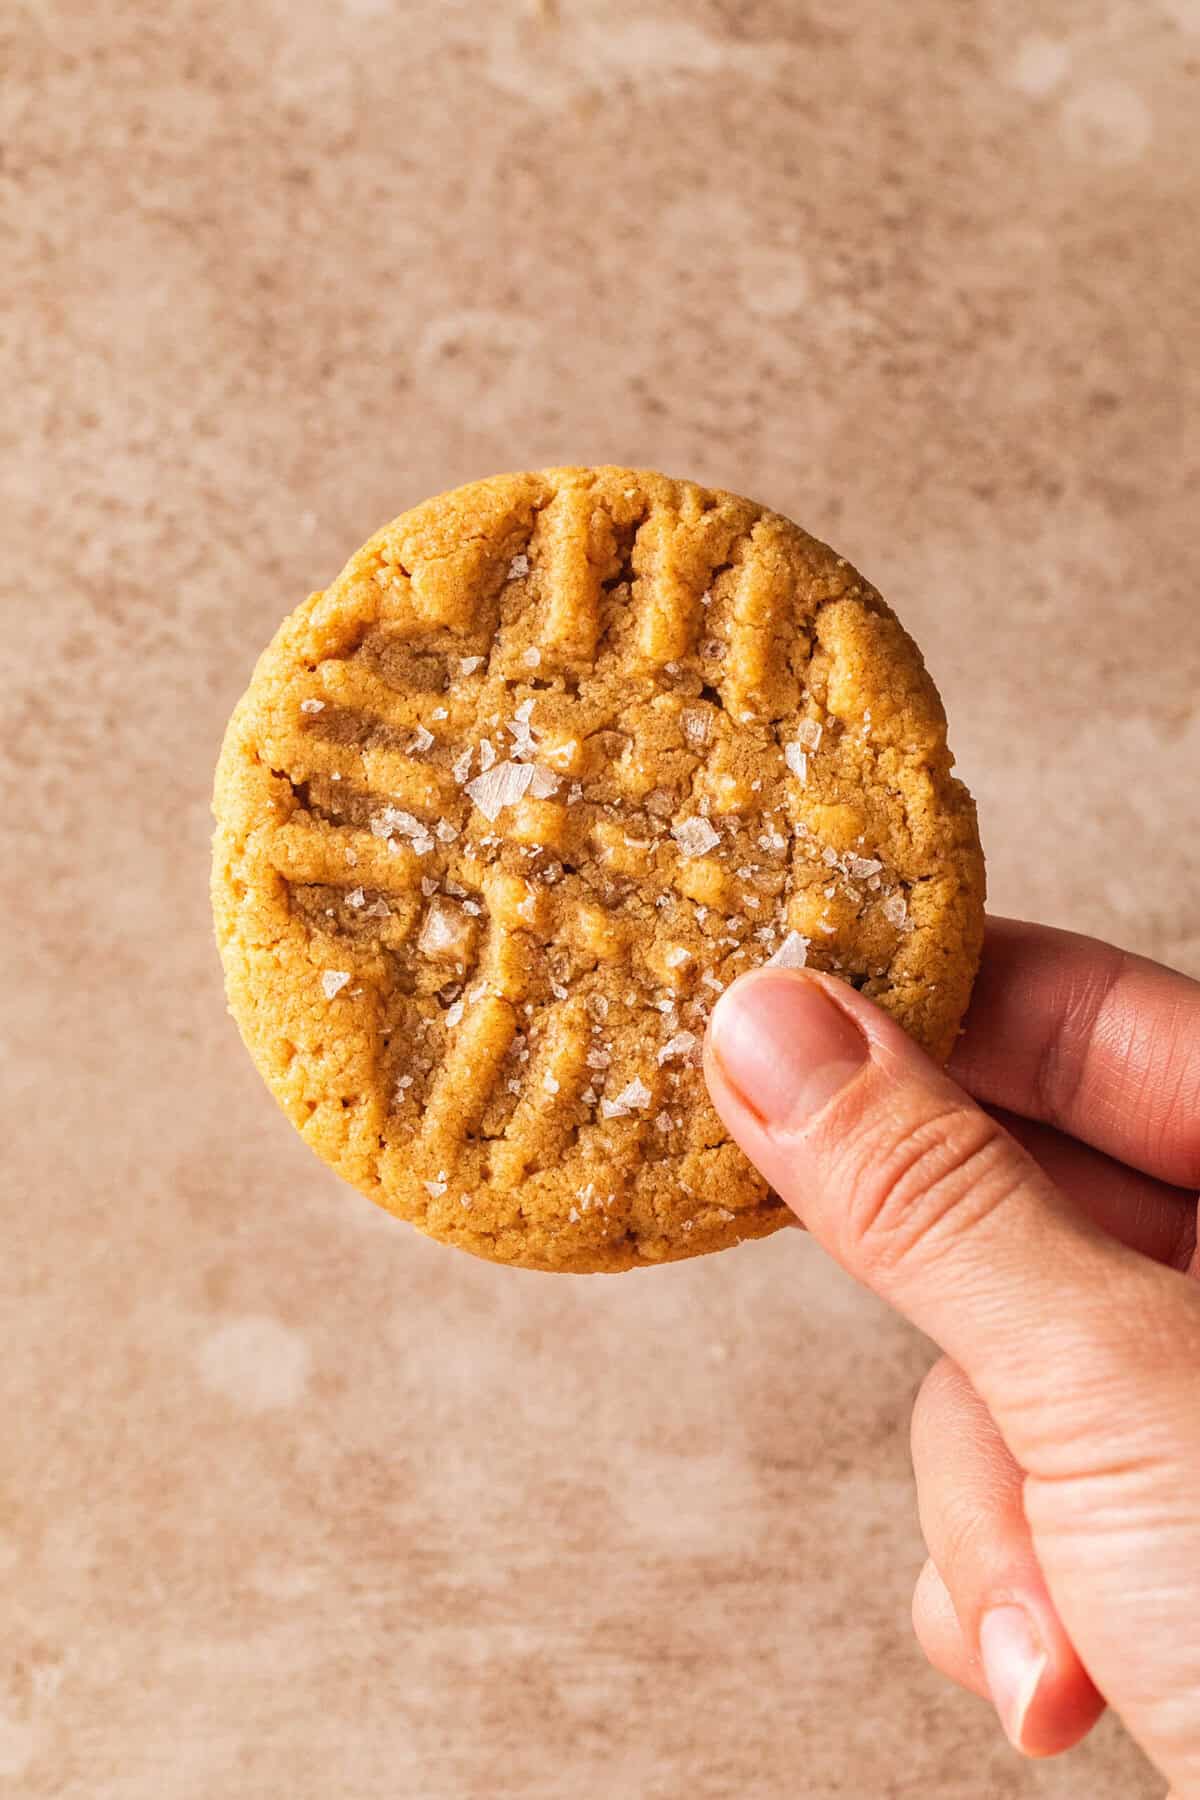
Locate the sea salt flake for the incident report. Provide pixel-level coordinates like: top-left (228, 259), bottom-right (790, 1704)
top-left (346, 887), bottom-right (365, 908)
top-left (478, 739), bottom-right (497, 773)
top-left (435, 820), bottom-right (459, 843)
top-left (421, 877), bottom-right (438, 897)
top-left (444, 999), bottom-right (465, 1027)
top-left (408, 725), bottom-right (435, 753)
top-left (363, 898), bottom-right (390, 920)
top-left (543, 1072), bottom-right (560, 1095)
top-left (568, 1207), bottom-right (580, 1223)
top-left (419, 900), bottom-right (472, 959)
top-left (528, 764), bottom-right (559, 799)
top-left (431, 708), bottom-right (448, 721)
top-left (664, 946), bottom-right (690, 968)
top-left (822, 845), bottom-right (841, 867)
top-left (701, 972), bottom-right (724, 993)
top-left (797, 719), bottom-right (823, 752)
top-left (585, 1046), bottom-right (611, 1070)
top-left (321, 970), bottom-right (351, 999)
top-left (452, 747), bottom-right (474, 784)
top-left (848, 855), bottom-right (883, 880)
top-left (784, 743), bottom-right (808, 781)
top-left (521, 646), bottom-right (541, 668)
top-left (423, 1178), bottom-right (447, 1198)
top-left (459, 656), bottom-right (484, 675)
top-left (371, 805), bottom-right (425, 842)
top-left (766, 931), bottom-right (810, 971)
top-left (672, 817), bottom-right (720, 858)
top-left (882, 891), bottom-right (909, 928)
top-left (585, 994), bottom-right (609, 1023)
top-left (508, 553), bottom-right (530, 578)
top-left (657, 1030), bottom-right (697, 1064)
top-left (465, 760), bottom-right (536, 821)
top-left (300, 698), bottom-right (325, 713)
top-left (601, 1077), bottom-right (652, 1119)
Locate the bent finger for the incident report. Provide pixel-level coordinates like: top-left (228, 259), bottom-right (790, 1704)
top-left (951, 919), bottom-right (1200, 1191)
top-left (912, 1357), bottom-right (1104, 1756)
top-left (995, 1109), bottom-right (1195, 1270)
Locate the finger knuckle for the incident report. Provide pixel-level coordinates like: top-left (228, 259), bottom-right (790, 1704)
top-left (842, 1105), bottom-right (1024, 1282)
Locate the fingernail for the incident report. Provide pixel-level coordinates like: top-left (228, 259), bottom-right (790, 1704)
top-left (979, 1606), bottom-right (1047, 1753)
top-left (709, 971), bottom-right (868, 1128)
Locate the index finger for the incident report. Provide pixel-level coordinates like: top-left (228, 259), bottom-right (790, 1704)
top-left (949, 918), bottom-right (1200, 1191)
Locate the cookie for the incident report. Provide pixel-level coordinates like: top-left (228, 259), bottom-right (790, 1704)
top-left (211, 467), bottom-right (985, 1273)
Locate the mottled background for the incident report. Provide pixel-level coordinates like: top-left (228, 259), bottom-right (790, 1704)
top-left (4, 0), bottom-right (1198, 1794)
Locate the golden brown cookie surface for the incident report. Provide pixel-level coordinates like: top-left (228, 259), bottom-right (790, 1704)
top-left (211, 468), bottom-right (985, 1272)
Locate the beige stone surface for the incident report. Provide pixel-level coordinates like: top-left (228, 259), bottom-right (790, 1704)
top-left (3, 1), bottom-right (1197, 1793)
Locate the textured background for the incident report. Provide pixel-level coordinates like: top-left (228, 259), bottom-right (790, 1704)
top-left (4, 0), bottom-right (1199, 1794)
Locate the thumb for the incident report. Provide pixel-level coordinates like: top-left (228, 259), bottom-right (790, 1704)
top-left (703, 966), bottom-right (1194, 1481)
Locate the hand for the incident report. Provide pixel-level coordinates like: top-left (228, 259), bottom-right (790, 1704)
top-left (703, 918), bottom-right (1200, 1793)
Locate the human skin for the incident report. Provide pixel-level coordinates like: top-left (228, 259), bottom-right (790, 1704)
top-left (703, 918), bottom-right (1200, 1794)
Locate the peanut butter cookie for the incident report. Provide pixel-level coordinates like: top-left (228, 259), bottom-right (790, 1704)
top-left (211, 468), bottom-right (985, 1272)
